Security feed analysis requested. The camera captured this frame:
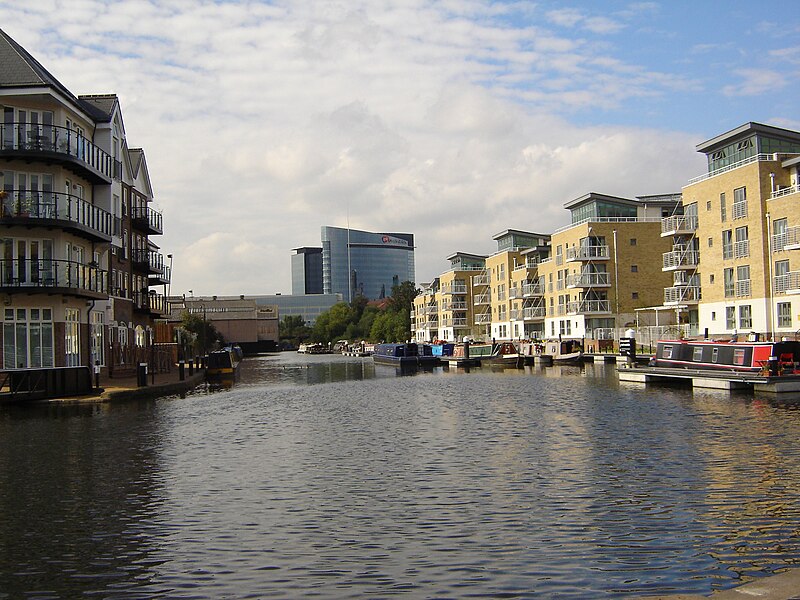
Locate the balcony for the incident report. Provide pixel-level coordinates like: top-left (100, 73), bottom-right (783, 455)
top-left (775, 271), bottom-right (800, 294)
top-left (509, 286), bottom-right (523, 299)
top-left (773, 226), bottom-right (800, 251)
top-left (566, 245), bottom-right (610, 261)
top-left (662, 248), bottom-right (699, 270)
top-left (0, 259), bottom-right (108, 299)
top-left (733, 240), bottom-right (750, 259)
top-left (523, 306), bottom-right (546, 321)
top-left (771, 183), bottom-right (799, 199)
top-left (452, 317), bottom-right (468, 328)
top-left (735, 279), bottom-right (751, 297)
top-left (566, 299), bottom-right (611, 315)
top-left (133, 290), bottom-right (168, 316)
top-left (131, 249), bottom-right (165, 275)
top-left (0, 123), bottom-right (113, 183)
top-left (473, 291), bottom-right (491, 305)
top-left (472, 270), bottom-right (489, 286)
top-left (150, 264), bottom-right (171, 286)
top-left (664, 286), bottom-right (701, 305)
top-left (566, 272), bottom-right (610, 288)
top-left (442, 283), bottom-right (467, 295)
top-left (1, 190), bottom-right (112, 242)
top-left (523, 282), bottom-right (543, 297)
top-left (474, 313), bottom-right (491, 325)
top-left (732, 201), bottom-right (747, 220)
top-left (661, 215), bottom-right (698, 237)
top-left (131, 205), bottom-right (163, 235)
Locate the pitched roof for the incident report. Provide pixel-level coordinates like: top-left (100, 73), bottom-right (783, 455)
top-left (78, 94), bottom-right (119, 122)
top-left (0, 28), bottom-right (78, 101)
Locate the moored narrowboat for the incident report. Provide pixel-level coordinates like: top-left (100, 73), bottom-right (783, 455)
top-left (372, 343), bottom-right (439, 367)
top-left (207, 345), bottom-right (244, 383)
top-left (652, 339), bottom-right (800, 375)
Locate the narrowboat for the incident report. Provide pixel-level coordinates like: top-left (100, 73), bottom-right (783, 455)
top-left (372, 343), bottom-right (439, 367)
top-left (207, 345), bottom-right (244, 384)
top-left (482, 341), bottom-right (524, 367)
top-left (651, 339), bottom-right (800, 375)
top-left (520, 339), bottom-right (584, 365)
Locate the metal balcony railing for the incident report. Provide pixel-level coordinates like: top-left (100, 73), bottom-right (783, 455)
top-left (523, 282), bottom-right (543, 296)
top-left (1, 190), bottom-right (112, 238)
top-left (566, 299), bottom-right (610, 314)
top-left (566, 245), bottom-right (610, 261)
top-left (771, 183), bottom-right (800, 199)
top-left (773, 227), bottom-right (800, 251)
top-left (523, 306), bottom-right (546, 320)
top-left (0, 259), bottom-right (108, 296)
top-left (735, 279), bottom-right (751, 297)
top-left (473, 292), bottom-right (491, 305)
top-left (664, 286), bottom-right (701, 304)
top-left (474, 313), bottom-right (491, 324)
top-left (442, 284), bottom-right (467, 295)
top-left (661, 215), bottom-right (698, 235)
top-left (775, 271), bottom-right (800, 294)
top-left (662, 249), bottom-right (700, 270)
top-left (131, 205), bottom-right (163, 234)
top-left (732, 201), bottom-right (747, 220)
top-left (472, 271), bottom-right (490, 286)
top-left (566, 272), bottom-right (610, 287)
top-left (0, 123), bottom-right (113, 180)
top-left (733, 240), bottom-right (750, 259)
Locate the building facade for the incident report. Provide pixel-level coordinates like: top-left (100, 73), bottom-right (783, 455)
top-left (0, 29), bottom-right (169, 373)
top-left (291, 246), bottom-right (323, 295)
top-left (674, 122), bottom-right (800, 338)
top-left (321, 226), bottom-right (415, 301)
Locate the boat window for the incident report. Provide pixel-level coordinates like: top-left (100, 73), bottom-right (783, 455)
top-left (692, 347), bottom-right (703, 361)
top-left (712, 348), bottom-right (719, 363)
top-left (733, 348), bottom-right (746, 366)
top-left (662, 345), bottom-right (673, 359)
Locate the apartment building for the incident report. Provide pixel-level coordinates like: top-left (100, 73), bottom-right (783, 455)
top-left (0, 29), bottom-right (169, 372)
top-left (676, 122), bottom-right (800, 338)
top-left (537, 193), bottom-right (678, 344)
top-left (436, 252), bottom-right (485, 342)
top-left (475, 230), bottom-right (550, 341)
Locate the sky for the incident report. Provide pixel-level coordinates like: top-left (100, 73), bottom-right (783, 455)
top-left (1, 1), bottom-right (798, 296)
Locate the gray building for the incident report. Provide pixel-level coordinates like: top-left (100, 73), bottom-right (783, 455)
top-left (321, 226), bottom-right (415, 301)
top-left (291, 247), bottom-right (323, 295)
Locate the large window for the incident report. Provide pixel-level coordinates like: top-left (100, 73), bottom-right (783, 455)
top-left (738, 304), bottom-right (752, 329)
top-left (725, 306), bottom-right (736, 330)
top-left (3, 308), bottom-right (53, 369)
top-left (724, 268), bottom-right (734, 298)
top-left (65, 308), bottom-right (80, 367)
top-left (90, 311), bottom-right (105, 367)
top-left (777, 302), bottom-right (792, 328)
top-left (722, 230), bottom-right (733, 259)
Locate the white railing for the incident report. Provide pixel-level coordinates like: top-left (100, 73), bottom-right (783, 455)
top-left (452, 318), bottom-right (468, 327)
top-left (771, 183), bottom-right (800, 199)
top-left (473, 292), bottom-right (491, 305)
top-left (732, 201), bottom-right (747, 220)
top-left (509, 287), bottom-right (523, 299)
top-left (661, 215), bottom-right (698, 235)
top-left (733, 239), bottom-right (750, 258)
top-left (566, 299), bottom-right (610, 314)
top-left (566, 245), bottom-right (610, 261)
top-left (523, 282), bottom-right (544, 296)
top-left (553, 217), bottom-right (661, 235)
top-left (687, 153), bottom-right (793, 185)
top-left (566, 272), bottom-right (610, 287)
top-left (474, 313), bottom-right (491, 324)
top-left (773, 226), bottom-right (800, 251)
top-left (523, 306), bottom-right (546, 320)
top-left (735, 279), bottom-right (751, 297)
top-left (442, 284), bottom-right (467, 294)
top-left (662, 250), bottom-right (699, 269)
top-left (775, 271), bottom-right (800, 294)
top-left (472, 271), bottom-right (490, 286)
top-left (664, 286), bottom-right (701, 304)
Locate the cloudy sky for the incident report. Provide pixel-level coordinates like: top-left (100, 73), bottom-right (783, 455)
top-left (2, 1), bottom-right (798, 295)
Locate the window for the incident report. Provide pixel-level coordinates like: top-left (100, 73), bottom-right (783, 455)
top-left (711, 311), bottom-right (716, 321)
top-left (3, 308), bottom-right (53, 369)
top-left (734, 226), bottom-right (749, 258)
top-left (692, 347), bottom-right (703, 361)
top-left (706, 200), bottom-right (712, 211)
top-left (739, 304), bottom-right (752, 329)
top-left (733, 348), bottom-right (746, 366)
top-left (720, 192), bottom-right (726, 222)
top-left (709, 274), bottom-right (715, 284)
top-left (722, 230), bottom-right (733, 259)
top-left (712, 348), bottom-right (719, 363)
top-left (775, 259), bottom-right (790, 292)
top-left (65, 308), bottom-right (80, 367)
top-left (733, 186), bottom-right (747, 219)
top-left (725, 307), bottom-right (736, 329)
top-left (774, 218), bottom-right (788, 250)
top-left (631, 265), bottom-right (638, 273)
top-left (724, 268), bottom-right (734, 297)
top-left (631, 292), bottom-right (639, 300)
top-left (630, 238), bottom-right (637, 246)
top-left (559, 319), bottom-right (571, 336)
top-left (777, 302), bottom-right (792, 328)
top-left (90, 311), bottom-right (105, 366)
top-left (736, 265), bottom-right (750, 297)
top-left (662, 345), bottom-right (673, 359)
top-left (708, 237), bottom-right (713, 247)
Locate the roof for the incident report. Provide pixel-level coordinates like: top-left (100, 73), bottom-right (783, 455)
top-left (491, 229), bottom-right (551, 241)
top-left (445, 251), bottom-right (487, 261)
top-left (696, 122), bottom-right (800, 153)
top-left (78, 94), bottom-right (119, 122)
top-left (563, 192), bottom-right (638, 209)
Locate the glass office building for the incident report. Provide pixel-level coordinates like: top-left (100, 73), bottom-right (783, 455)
top-left (321, 226), bottom-right (415, 301)
top-left (291, 247), bottom-right (324, 295)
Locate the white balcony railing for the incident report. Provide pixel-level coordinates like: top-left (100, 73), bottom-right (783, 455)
top-left (661, 215), bottom-right (698, 236)
top-left (733, 239), bottom-right (750, 259)
top-left (523, 282), bottom-right (544, 296)
top-left (735, 279), bottom-right (751, 297)
top-left (472, 271), bottom-right (490, 286)
top-left (771, 183), bottom-right (800, 199)
top-left (775, 271), bottom-right (800, 294)
top-left (773, 226), bottom-right (800, 251)
top-left (566, 272), bottom-right (610, 288)
top-left (474, 313), bottom-right (491, 324)
top-left (473, 292), bottom-right (491, 305)
top-left (664, 286), bottom-right (701, 304)
top-left (566, 299), bottom-right (610, 314)
top-left (732, 201), bottom-right (747, 220)
top-left (523, 306), bottom-right (546, 320)
top-left (566, 245), bottom-right (610, 261)
top-left (662, 250), bottom-right (699, 270)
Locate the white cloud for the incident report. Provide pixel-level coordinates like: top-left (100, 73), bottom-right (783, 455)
top-left (722, 69), bottom-right (787, 97)
top-left (0, 1), bottom-right (749, 295)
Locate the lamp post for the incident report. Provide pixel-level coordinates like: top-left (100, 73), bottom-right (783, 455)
top-left (200, 303), bottom-right (207, 360)
top-left (166, 253), bottom-right (173, 299)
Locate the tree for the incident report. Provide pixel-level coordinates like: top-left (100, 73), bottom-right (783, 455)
top-left (279, 315), bottom-right (312, 349)
top-left (179, 311), bottom-right (224, 355)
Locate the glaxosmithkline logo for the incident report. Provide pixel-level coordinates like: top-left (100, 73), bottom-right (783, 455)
top-left (381, 235), bottom-right (408, 246)
top-left (382, 235), bottom-right (391, 243)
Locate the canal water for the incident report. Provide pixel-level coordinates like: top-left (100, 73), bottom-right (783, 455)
top-left (2, 353), bottom-right (800, 599)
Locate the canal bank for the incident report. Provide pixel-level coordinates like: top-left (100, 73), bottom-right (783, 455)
top-left (56, 370), bottom-right (207, 404)
top-left (645, 567), bottom-right (800, 599)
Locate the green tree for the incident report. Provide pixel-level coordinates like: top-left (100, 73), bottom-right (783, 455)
top-left (279, 315), bottom-right (312, 349)
top-left (179, 311), bottom-right (224, 355)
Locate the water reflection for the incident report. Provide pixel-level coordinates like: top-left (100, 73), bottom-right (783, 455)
top-left (2, 353), bottom-right (800, 597)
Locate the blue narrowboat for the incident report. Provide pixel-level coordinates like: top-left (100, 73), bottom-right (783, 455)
top-left (372, 343), bottom-right (439, 367)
